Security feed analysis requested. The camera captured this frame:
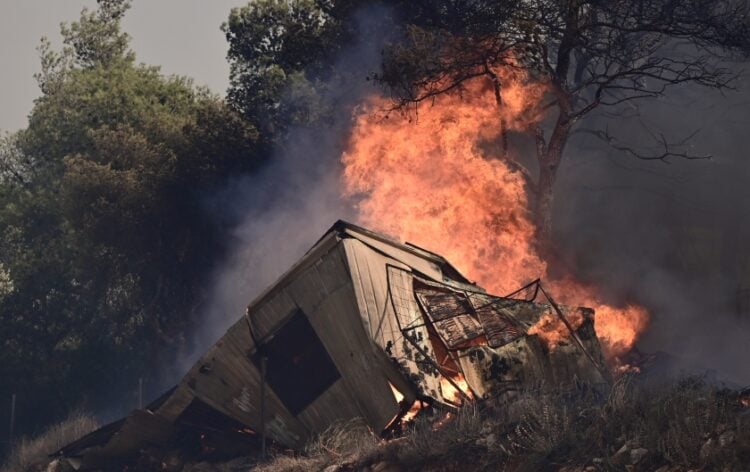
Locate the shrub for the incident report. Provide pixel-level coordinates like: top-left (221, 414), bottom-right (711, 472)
top-left (0, 411), bottom-right (98, 472)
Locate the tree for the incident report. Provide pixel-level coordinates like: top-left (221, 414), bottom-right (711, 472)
top-left (374, 0), bottom-right (750, 248)
top-left (0, 0), bottom-right (261, 435)
top-left (223, 0), bottom-right (365, 142)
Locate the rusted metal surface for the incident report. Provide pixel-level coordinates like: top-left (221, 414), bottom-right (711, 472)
top-left (476, 306), bottom-right (522, 348)
top-left (413, 281), bottom-right (524, 351)
top-left (415, 283), bottom-right (484, 350)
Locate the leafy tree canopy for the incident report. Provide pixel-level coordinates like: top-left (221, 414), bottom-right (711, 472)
top-left (0, 0), bottom-right (262, 434)
top-left (223, 0), bottom-right (369, 140)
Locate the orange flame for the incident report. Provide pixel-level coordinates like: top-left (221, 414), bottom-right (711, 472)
top-left (388, 382), bottom-right (423, 425)
top-left (342, 77), bottom-right (649, 360)
top-left (343, 80), bottom-right (544, 290)
top-left (440, 374), bottom-right (473, 405)
top-left (526, 309), bottom-right (585, 348)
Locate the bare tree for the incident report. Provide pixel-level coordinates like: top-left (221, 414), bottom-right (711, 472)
top-left (376, 0), bottom-right (750, 250)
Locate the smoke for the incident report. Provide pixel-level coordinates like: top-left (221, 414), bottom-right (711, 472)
top-left (173, 5), bottom-right (396, 377)
top-left (175, 7), bottom-right (750, 388)
top-left (555, 71), bottom-right (750, 384)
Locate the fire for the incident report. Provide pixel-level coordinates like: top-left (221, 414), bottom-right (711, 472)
top-left (739, 388), bottom-right (750, 409)
top-left (341, 76), bottom-right (649, 360)
top-left (527, 309), bottom-right (585, 347)
top-left (388, 382), bottom-right (423, 425)
top-left (343, 80), bottom-right (544, 291)
top-left (439, 374), bottom-right (473, 405)
top-left (588, 302), bottom-right (649, 358)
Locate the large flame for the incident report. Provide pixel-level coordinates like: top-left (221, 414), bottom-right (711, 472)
top-left (341, 78), bottom-right (648, 360)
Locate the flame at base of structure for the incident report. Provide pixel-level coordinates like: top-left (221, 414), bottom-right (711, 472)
top-left (388, 382), bottom-right (425, 427)
top-left (440, 374), bottom-right (473, 405)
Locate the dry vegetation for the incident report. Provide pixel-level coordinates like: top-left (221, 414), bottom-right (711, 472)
top-left (0, 411), bottom-right (98, 472)
top-left (5, 377), bottom-right (749, 471)
top-left (234, 376), bottom-right (750, 472)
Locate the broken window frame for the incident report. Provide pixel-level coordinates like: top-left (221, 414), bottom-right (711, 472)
top-left (385, 265), bottom-right (477, 406)
top-left (384, 266), bottom-right (561, 408)
top-left (390, 268), bottom-right (529, 351)
top-left (247, 308), bottom-right (342, 417)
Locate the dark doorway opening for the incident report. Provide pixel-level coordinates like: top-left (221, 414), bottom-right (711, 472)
top-left (252, 309), bottom-right (341, 416)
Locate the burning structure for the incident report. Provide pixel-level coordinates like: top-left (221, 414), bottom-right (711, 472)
top-left (55, 221), bottom-right (610, 469)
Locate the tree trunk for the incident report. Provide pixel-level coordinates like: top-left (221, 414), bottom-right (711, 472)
top-left (487, 69), bottom-right (510, 157)
top-left (534, 116), bottom-right (571, 258)
top-left (535, 159), bottom-right (557, 247)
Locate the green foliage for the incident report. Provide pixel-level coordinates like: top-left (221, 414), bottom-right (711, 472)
top-left (35, 0), bottom-right (133, 96)
top-left (60, 0), bottom-right (133, 68)
top-left (0, 0), bottom-right (262, 436)
top-left (223, 0), bottom-right (361, 139)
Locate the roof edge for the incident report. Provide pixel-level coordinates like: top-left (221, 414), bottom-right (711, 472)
top-left (318, 220), bottom-right (474, 284)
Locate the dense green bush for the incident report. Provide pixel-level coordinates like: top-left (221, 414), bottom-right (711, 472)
top-left (0, 0), bottom-right (263, 439)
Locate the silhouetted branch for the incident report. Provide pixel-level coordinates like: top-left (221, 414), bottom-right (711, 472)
top-left (581, 126), bottom-right (712, 162)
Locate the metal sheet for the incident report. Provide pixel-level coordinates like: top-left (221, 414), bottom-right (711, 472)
top-left (414, 283), bottom-right (483, 349)
top-left (468, 293), bottom-right (523, 348)
top-left (343, 239), bottom-right (445, 402)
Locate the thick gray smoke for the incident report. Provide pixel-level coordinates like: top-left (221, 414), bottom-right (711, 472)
top-left (173, 6), bottom-right (394, 377)
top-left (176, 9), bottom-right (750, 388)
top-left (555, 72), bottom-right (750, 384)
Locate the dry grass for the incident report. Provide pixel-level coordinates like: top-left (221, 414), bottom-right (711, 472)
top-left (251, 418), bottom-right (380, 472)
top-left (255, 376), bottom-right (750, 471)
top-left (490, 377), bottom-right (750, 470)
top-left (0, 411), bottom-right (98, 472)
top-left (390, 405), bottom-right (487, 470)
top-left (10, 377), bottom-right (747, 471)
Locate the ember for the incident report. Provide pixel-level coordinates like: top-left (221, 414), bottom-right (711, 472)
top-left (527, 310), bottom-right (585, 349)
top-left (740, 388), bottom-right (750, 408)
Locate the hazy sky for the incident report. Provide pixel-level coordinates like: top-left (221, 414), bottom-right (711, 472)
top-left (0, 0), bottom-right (247, 133)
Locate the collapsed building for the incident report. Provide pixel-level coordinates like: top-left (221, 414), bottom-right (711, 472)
top-left (56, 221), bottom-right (610, 469)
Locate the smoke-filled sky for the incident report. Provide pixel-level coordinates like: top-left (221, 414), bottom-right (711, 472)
top-left (177, 5), bottom-right (393, 376)
top-left (556, 75), bottom-right (750, 382)
top-left (0, 0), bottom-right (246, 133)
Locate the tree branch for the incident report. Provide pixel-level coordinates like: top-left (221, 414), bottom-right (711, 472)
top-left (581, 126), bottom-right (712, 162)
